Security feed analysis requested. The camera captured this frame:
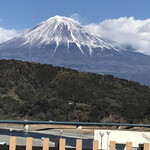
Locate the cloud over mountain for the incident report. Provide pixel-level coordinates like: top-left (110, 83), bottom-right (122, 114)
top-left (85, 17), bottom-right (150, 55)
top-left (0, 27), bottom-right (19, 44)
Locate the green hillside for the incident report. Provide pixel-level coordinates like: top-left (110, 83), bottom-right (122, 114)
top-left (0, 59), bottom-right (150, 123)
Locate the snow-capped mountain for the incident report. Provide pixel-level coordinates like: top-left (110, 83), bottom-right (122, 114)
top-left (22, 15), bottom-right (118, 54)
top-left (0, 15), bottom-right (150, 86)
top-left (0, 16), bottom-right (118, 57)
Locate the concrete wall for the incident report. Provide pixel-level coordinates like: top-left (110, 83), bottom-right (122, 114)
top-left (94, 129), bottom-right (150, 150)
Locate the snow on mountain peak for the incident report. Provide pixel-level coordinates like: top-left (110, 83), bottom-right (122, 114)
top-left (21, 15), bottom-right (116, 55)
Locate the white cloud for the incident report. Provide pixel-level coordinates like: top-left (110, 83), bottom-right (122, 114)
top-left (0, 27), bottom-right (19, 44)
top-left (70, 13), bottom-right (88, 25)
top-left (85, 17), bottom-right (150, 55)
top-left (70, 13), bottom-right (81, 22)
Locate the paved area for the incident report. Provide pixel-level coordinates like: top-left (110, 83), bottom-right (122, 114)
top-left (34, 128), bottom-right (94, 139)
top-left (0, 134), bottom-right (55, 147)
top-left (0, 124), bottom-right (94, 147)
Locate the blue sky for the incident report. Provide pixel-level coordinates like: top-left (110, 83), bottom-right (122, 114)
top-left (0, 0), bottom-right (150, 29)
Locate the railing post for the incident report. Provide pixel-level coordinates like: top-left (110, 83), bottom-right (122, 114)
top-left (126, 142), bottom-right (132, 150)
top-left (76, 139), bottom-right (82, 150)
top-left (109, 141), bottom-right (115, 150)
top-left (59, 139), bottom-right (66, 150)
top-left (26, 137), bottom-right (32, 150)
top-left (144, 143), bottom-right (149, 150)
top-left (93, 140), bottom-right (99, 150)
top-left (9, 136), bottom-right (16, 150)
top-left (43, 138), bottom-right (49, 150)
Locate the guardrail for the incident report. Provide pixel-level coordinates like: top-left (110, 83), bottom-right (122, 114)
top-left (1, 120), bottom-right (150, 128)
top-left (7, 136), bottom-right (150, 150)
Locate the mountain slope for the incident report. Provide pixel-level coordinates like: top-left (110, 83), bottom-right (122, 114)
top-left (0, 16), bottom-right (150, 86)
top-left (0, 59), bottom-right (150, 123)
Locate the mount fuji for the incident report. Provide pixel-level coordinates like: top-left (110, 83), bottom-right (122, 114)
top-left (0, 15), bottom-right (150, 86)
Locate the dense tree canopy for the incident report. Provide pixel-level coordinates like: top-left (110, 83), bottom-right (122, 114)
top-left (0, 59), bottom-right (150, 123)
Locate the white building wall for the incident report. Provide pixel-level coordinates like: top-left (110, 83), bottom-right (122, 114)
top-left (94, 129), bottom-right (150, 150)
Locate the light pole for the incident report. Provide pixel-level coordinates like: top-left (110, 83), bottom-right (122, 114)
top-left (106, 132), bottom-right (111, 150)
top-left (59, 129), bottom-right (63, 138)
top-left (10, 128), bottom-right (12, 136)
top-left (99, 131), bottom-right (105, 150)
top-left (41, 137), bottom-right (44, 147)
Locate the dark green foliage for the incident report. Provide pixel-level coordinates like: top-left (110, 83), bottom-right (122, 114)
top-left (0, 59), bottom-right (150, 123)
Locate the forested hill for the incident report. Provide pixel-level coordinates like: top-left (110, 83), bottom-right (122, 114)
top-left (0, 59), bottom-right (150, 123)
